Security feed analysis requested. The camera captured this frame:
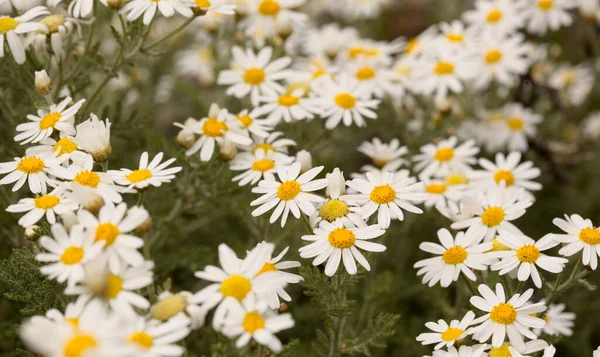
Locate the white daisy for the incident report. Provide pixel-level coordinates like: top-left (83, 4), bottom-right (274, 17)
top-left (432, 345), bottom-right (487, 357)
top-left (240, 0), bottom-right (308, 47)
top-left (109, 152), bottom-right (182, 191)
top-left (414, 226), bottom-right (492, 288)
top-left (125, 314), bottom-right (191, 357)
top-left (342, 38), bottom-right (403, 66)
top-left (344, 60), bottom-right (400, 98)
top-left (415, 48), bottom-right (471, 100)
top-left (299, 220), bottom-right (386, 276)
top-left (120, 0), bottom-right (193, 25)
top-left (231, 108), bottom-right (273, 138)
top-left (436, 20), bottom-right (475, 52)
top-left (25, 136), bottom-right (88, 163)
top-left (548, 63), bottom-right (594, 106)
top-left (390, 54), bottom-right (418, 99)
top-left (185, 0), bottom-right (236, 15)
top-left (469, 283), bottom-right (546, 350)
top-left (241, 131), bottom-right (296, 155)
top-left (61, 154), bottom-right (123, 203)
top-left (0, 153), bottom-right (67, 194)
top-left (15, 97), bottom-right (85, 145)
top-left (533, 302), bottom-right (575, 337)
top-left (550, 214), bottom-right (600, 270)
top-left (463, 0), bottom-right (526, 36)
top-left (471, 152), bottom-right (542, 197)
top-left (151, 291), bottom-right (208, 329)
top-left (523, 0), bottom-right (576, 35)
top-left (256, 89), bottom-right (321, 125)
top-left (416, 311), bottom-right (476, 350)
top-left (481, 340), bottom-right (551, 357)
top-left (43, 295), bottom-right (90, 329)
top-left (413, 136), bottom-right (479, 179)
top-left (73, 114), bottom-right (112, 162)
top-left (501, 103), bottom-right (542, 152)
top-left (357, 137), bottom-right (408, 173)
top-left (68, 0), bottom-right (108, 18)
top-left (303, 23), bottom-right (359, 59)
top-left (0, 6), bottom-right (48, 64)
top-left (6, 185), bottom-right (78, 227)
top-left (30, 13), bottom-right (78, 59)
top-left (420, 177), bottom-right (465, 212)
top-left (229, 148), bottom-right (294, 186)
top-left (250, 162), bottom-right (328, 227)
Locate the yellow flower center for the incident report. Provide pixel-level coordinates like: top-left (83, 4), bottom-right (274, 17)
top-left (319, 199), bottom-right (349, 222)
top-left (0, 17), bottom-right (19, 34)
top-left (442, 246), bottom-right (468, 265)
top-left (334, 93), bottom-right (357, 109)
top-left (34, 195), bottom-right (60, 209)
top-left (151, 295), bottom-right (187, 321)
top-left (258, 0), bottom-right (281, 16)
top-left (441, 327), bottom-right (463, 341)
top-left (252, 143), bottom-right (275, 154)
top-left (237, 114), bottom-right (253, 128)
top-left (243, 67), bottom-right (266, 85)
top-left (251, 159), bottom-right (275, 172)
top-left (66, 318), bottom-right (79, 328)
top-left (434, 61), bottom-right (454, 75)
top-left (485, 49), bottom-right (503, 64)
top-left (445, 173), bottom-right (468, 185)
top-left (507, 117), bottom-right (524, 131)
top-left (405, 38), bottom-right (419, 54)
top-left (73, 170), bottom-right (100, 188)
top-left (220, 275), bottom-right (252, 301)
top-left (287, 81), bottom-right (311, 94)
top-left (487, 9), bottom-right (503, 23)
top-left (490, 239), bottom-right (511, 252)
top-left (370, 184), bottom-right (396, 204)
top-left (106, 274), bottom-right (123, 299)
top-left (312, 69), bottom-right (328, 79)
top-left (446, 33), bottom-right (464, 42)
top-left (39, 112), bottom-right (62, 130)
top-left (202, 118), bottom-right (228, 137)
top-left (328, 228), bottom-right (356, 249)
top-left (494, 170), bottom-right (515, 186)
top-left (490, 303), bottom-right (517, 325)
top-left (95, 223), bottom-right (120, 246)
top-left (434, 147), bottom-right (454, 162)
top-left (516, 245), bottom-right (541, 263)
top-left (60, 246), bottom-right (84, 265)
top-left (129, 332), bottom-right (153, 349)
top-left (195, 0), bottom-right (211, 7)
top-left (489, 345), bottom-right (512, 357)
top-left (425, 183), bottom-right (447, 194)
top-left (40, 15), bottom-right (65, 33)
top-left (537, 0), bottom-right (553, 10)
top-left (53, 137), bottom-right (78, 156)
top-left (277, 180), bottom-right (301, 201)
top-left (243, 311), bottom-right (266, 333)
top-left (126, 169), bottom-right (153, 183)
top-left (64, 334), bottom-right (97, 357)
top-left (356, 67), bottom-right (376, 80)
top-left (278, 94), bottom-right (299, 107)
top-left (579, 227), bottom-right (600, 245)
top-left (481, 206), bottom-right (505, 227)
top-left (17, 157), bottom-right (45, 174)
top-left (256, 262), bottom-right (278, 276)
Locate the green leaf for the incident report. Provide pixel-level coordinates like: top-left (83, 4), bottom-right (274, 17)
top-left (341, 313), bottom-right (400, 356)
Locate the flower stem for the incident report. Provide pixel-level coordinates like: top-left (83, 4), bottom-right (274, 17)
top-left (142, 17), bottom-right (195, 52)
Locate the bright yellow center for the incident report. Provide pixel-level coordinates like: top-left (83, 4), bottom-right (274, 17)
top-left (489, 345), bottom-right (512, 357)
top-left (481, 206), bottom-right (505, 227)
top-left (243, 68), bottom-right (266, 85)
top-left (60, 246), bottom-right (84, 265)
top-left (490, 303), bottom-right (517, 324)
top-left (328, 228), bottom-right (356, 249)
top-left (494, 170), bottom-right (515, 186)
top-left (34, 195), bottom-right (60, 209)
top-left (287, 81), bottom-right (311, 94)
top-left (356, 67), bottom-right (376, 80)
top-left (516, 245), bottom-right (541, 263)
top-left (445, 173), bottom-right (468, 185)
top-left (40, 15), bottom-right (65, 33)
top-left (579, 227), bottom-right (600, 245)
top-left (39, 112), bottom-right (62, 130)
top-left (17, 157), bottom-right (45, 174)
top-left (258, 0), bottom-right (280, 15)
top-left (490, 239), bottom-right (511, 252)
top-left (334, 93), bottom-right (357, 109)
top-left (442, 246), bottom-right (468, 265)
top-left (106, 274), bottom-right (123, 299)
top-left (0, 17), bottom-right (19, 34)
top-left (53, 138), bottom-right (78, 156)
top-left (237, 114), bottom-right (253, 128)
top-left (434, 147), bottom-right (454, 162)
top-left (278, 94), bottom-right (299, 107)
top-left (312, 69), bottom-right (328, 79)
top-left (425, 183), bottom-right (447, 194)
top-left (446, 33), bottom-right (464, 42)
top-left (129, 332), bottom-right (153, 349)
top-left (405, 38), bottom-right (419, 53)
top-left (441, 327), bottom-right (463, 341)
top-left (370, 185), bottom-right (396, 204)
top-left (73, 171), bottom-right (100, 188)
top-left (537, 0), bottom-right (553, 10)
top-left (485, 50), bottom-right (503, 64)
top-left (434, 61), bottom-right (454, 75)
top-left (319, 200), bottom-right (349, 222)
top-left (95, 223), bottom-right (120, 246)
top-left (256, 262), bottom-right (278, 276)
top-left (220, 275), bottom-right (252, 301)
top-left (202, 118), bottom-right (228, 137)
top-left (151, 295), bottom-right (187, 321)
top-left (252, 143), bottom-right (275, 154)
top-left (243, 311), bottom-right (266, 333)
top-left (507, 118), bottom-right (524, 131)
top-left (126, 169), bottom-right (152, 183)
top-left (277, 180), bottom-right (301, 201)
top-left (487, 9), bottom-right (503, 23)
top-left (64, 334), bottom-right (97, 357)
top-left (195, 0), bottom-right (211, 7)
top-left (251, 159), bottom-right (275, 172)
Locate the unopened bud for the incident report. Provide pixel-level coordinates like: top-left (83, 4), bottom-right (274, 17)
top-left (151, 294), bottom-right (188, 321)
top-left (219, 138), bottom-right (238, 161)
top-left (326, 168), bottom-right (345, 198)
top-left (176, 130), bottom-right (195, 149)
top-left (35, 70), bottom-right (52, 95)
top-left (133, 211), bottom-right (152, 235)
top-left (295, 150), bottom-right (312, 174)
top-left (192, 7), bottom-right (208, 16)
top-left (90, 145), bottom-right (112, 163)
top-left (61, 212), bottom-right (79, 232)
top-left (25, 225), bottom-right (41, 241)
top-left (84, 193), bottom-right (105, 214)
top-left (278, 303), bottom-right (288, 313)
top-left (107, 0), bottom-right (125, 9)
top-left (276, 21), bottom-right (293, 41)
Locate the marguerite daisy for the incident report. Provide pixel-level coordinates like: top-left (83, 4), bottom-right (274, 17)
top-left (550, 214), bottom-right (600, 270)
top-left (310, 168), bottom-right (365, 228)
top-left (416, 311), bottom-right (476, 350)
top-left (463, 0), bottom-right (526, 36)
top-left (7, 185), bottom-right (78, 227)
top-left (357, 138), bottom-right (408, 173)
top-left (232, 108), bottom-right (273, 138)
top-left (109, 152), bottom-right (182, 191)
top-left (229, 148), bottom-right (294, 186)
top-left (61, 154), bottom-right (123, 203)
top-left (256, 89), bottom-right (320, 124)
top-left (523, 0), bottom-right (576, 35)
top-left (0, 153), bottom-right (67, 194)
top-left (471, 152), bottom-right (542, 197)
top-left (151, 291), bottom-right (208, 329)
top-left (533, 302), bottom-right (575, 337)
top-left (0, 6), bottom-right (48, 64)
top-left (120, 0), bottom-right (193, 25)
top-left (125, 314), bottom-right (191, 357)
top-left (413, 137), bottom-right (479, 179)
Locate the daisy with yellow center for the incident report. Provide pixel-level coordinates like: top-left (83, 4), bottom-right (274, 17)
top-left (0, 7), bottom-right (48, 64)
top-left (420, 177), bottom-right (465, 213)
top-left (109, 152), bottom-right (182, 191)
top-left (346, 60), bottom-right (399, 98)
top-left (416, 311), bottom-right (475, 350)
top-left (533, 302), bottom-right (575, 337)
top-left (229, 148), bottom-right (294, 186)
top-left (418, 52), bottom-right (470, 100)
top-left (472, 152), bottom-right (542, 198)
top-left (152, 291), bottom-right (207, 329)
top-left (125, 314), bottom-right (191, 356)
top-left (256, 89), bottom-right (321, 125)
top-left (469, 283), bottom-right (546, 351)
top-left (186, 0), bottom-right (236, 15)
top-left (121, 0), bottom-right (194, 25)
top-left (250, 162), bottom-right (328, 227)
top-left (7, 186), bottom-right (78, 227)
top-left (357, 137), bottom-right (409, 173)
top-left (438, 20), bottom-right (471, 49)
top-left (463, 0), bottom-right (525, 36)
top-left (525, 0), bottom-right (576, 35)
top-left (501, 103), bottom-right (542, 152)
top-left (471, 34), bottom-right (531, 89)
top-left (548, 64), bottom-right (594, 106)
top-left (241, 131), bottom-right (296, 156)
top-left (415, 226), bottom-right (492, 288)
top-left (61, 154), bottom-right (123, 203)
top-left (25, 137), bottom-right (85, 163)
top-left (232, 108), bottom-right (272, 138)
top-left (413, 136), bottom-right (479, 180)
top-left (0, 154), bottom-right (67, 195)
top-left (551, 214), bottom-right (600, 270)
top-left (300, 220), bottom-right (386, 276)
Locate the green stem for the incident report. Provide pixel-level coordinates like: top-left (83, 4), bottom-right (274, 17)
top-left (501, 275), bottom-right (513, 297)
top-left (62, 3), bottom-right (97, 86)
top-left (300, 214), bottom-right (313, 234)
top-left (462, 276), bottom-right (478, 296)
top-left (137, 191), bottom-right (147, 206)
top-left (515, 280), bottom-right (525, 294)
top-left (142, 17), bottom-right (195, 52)
top-left (545, 255), bottom-right (583, 306)
top-left (256, 345), bottom-right (264, 357)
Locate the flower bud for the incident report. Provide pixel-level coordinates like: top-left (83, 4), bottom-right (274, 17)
top-left (326, 168), bottom-right (345, 199)
top-left (35, 70), bottom-right (52, 95)
top-left (151, 294), bottom-right (188, 321)
top-left (295, 150), bottom-right (312, 174)
top-left (25, 225), bottom-right (40, 241)
top-left (90, 145), bottom-right (112, 163)
top-left (61, 212), bottom-right (79, 232)
top-left (176, 130), bottom-right (195, 149)
top-left (107, 0), bottom-right (125, 9)
top-left (219, 138), bottom-right (238, 161)
top-left (133, 207), bottom-right (152, 235)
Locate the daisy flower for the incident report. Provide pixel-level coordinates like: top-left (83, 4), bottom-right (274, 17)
top-left (310, 168), bottom-right (365, 228)
top-left (61, 154), bottom-right (123, 203)
top-left (471, 152), bottom-right (542, 196)
top-left (420, 177), bottom-right (465, 212)
top-left (77, 201), bottom-right (149, 273)
top-left (357, 138), bottom-right (408, 172)
top-left (463, 0), bottom-right (526, 36)
top-left (109, 152), bottom-right (182, 191)
top-left (481, 340), bottom-right (551, 357)
top-left (240, 0), bottom-right (308, 47)
top-left (25, 136), bottom-right (87, 163)
top-left (310, 75), bottom-right (380, 130)
top-left (185, 0), bottom-right (236, 15)
top-left (344, 60), bottom-right (399, 98)
top-left (217, 46), bottom-right (292, 106)
top-left (229, 148), bottom-right (294, 186)
top-left (533, 302), bottom-right (575, 337)
top-left (125, 314), bottom-right (191, 357)
top-left (402, 26), bottom-right (438, 58)
top-left (548, 63), bottom-right (594, 106)
top-left (250, 162), bottom-right (328, 227)
top-left (67, 0), bottom-right (109, 18)
top-left (413, 136), bottom-right (479, 179)
top-left (415, 48), bottom-right (471, 100)
top-left (151, 291), bottom-right (208, 329)
top-left (73, 114), bottom-right (112, 162)
top-left (343, 170), bottom-right (426, 228)
top-left (390, 54), bottom-right (418, 99)
top-left (501, 103), bottom-right (542, 152)
top-left (342, 38), bottom-right (404, 66)
top-left (331, 0), bottom-right (390, 20)
top-left (30, 13), bottom-right (78, 59)
top-left (490, 230), bottom-right (568, 288)
top-left (432, 345), bottom-right (487, 357)
top-left (303, 23), bottom-right (358, 59)
top-left (550, 214), bottom-right (600, 270)
top-left (451, 184), bottom-right (532, 240)
top-left (0, 6), bottom-right (48, 64)
top-left (469, 283), bottom-right (546, 350)
top-left (416, 311), bottom-right (476, 350)
top-left (436, 20), bottom-right (474, 51)
top-left (241, 131), bottom-right (296, 155)
top-left (523, 0), bottom-right (576, 35)
top-left (120, 0), bottom-right (193, 25)
top-left (299, 220), bottom-right (386, 276)
top-left (256, 89), bottom-right (321, 124)
top-left (414, 227), bottom-right (492, 288)
top-left (7, 185), bottom-right (78, 227)
top-left (15, 96), bottom-right (85, 145)
top-left (175, 45), bottom-right (216, 86)
top-left (43, 295), bottom-right (90, 329)
top-left (221, 297), bottom-right (294, 353)
top-left (0, 153), bottom-right (67, 194)
top-left (232, 108), bottom-right (273, 138)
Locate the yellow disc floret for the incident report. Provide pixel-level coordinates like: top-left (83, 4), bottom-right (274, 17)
top-left (488, 345), bottom-right (512, 357)
top-left (106, 274), bottom-right (123, 299)
top-left (334, 93), bottom-right (357, 109)
top-left (494, 170), bottom-right (515, 186)
top-left (220, 275), bottom-right (252, 301)
top-left (278, 94), bottom-right (299, 107)
top-left (356, 67), bottom-right (376, 80)
top-left (442, 246), bottom-right (468, 265)
top-left (256, 262), bottom-right (278, 276)
top-left (64, 334), bottom-right (97, 357)
top-left (252, 159), bottom-right (275, 172)
top-left (0, 17), bottom-right (19, 34)
top-left (17, 157), bottom-right (45, 174)
top-left (151, 294), bottom-right (187, 321)
top-left (487, 9), bottom-right (503, 23)
top-left (237, 115), bottom-right (253, 128)
top-left (73, 170), bottom-right (100, 188)
top-left (126, 169), bottom-right (153, 183)
top-left (95, 223), bottom-right (120, 246)
top-left (258, 0), bottom-right (281, 16)
top-left (129, 332), bottom-right (154, 349)
top-left (445, 173), bottom-right (468, 185)
top-left (328, 228), bottom-right (356, 249)
top-left (243, 67), bottom-right (266, 85)
top-left (60, 246), bottom-right (84, 265)
top-left (277, 180), bottom-right (301, 201)
top-left (485, 50), bottom-right (503, 64)
top-left (490, 303), bottom-right (517, 325)
top-left (39, 112), bottom-right (62, 130)
top-left (579, 227), bottom-right (600, 245)
top-left (507, 118), bottom-right (524, 131)
top-left (34, 195), bottom-right (60, 209)
top-left (202, 118), bottom-right (228, 137)
top-left (434, 61), bottom-right (454, 75)
top-left (441, 327), bottom-right (463, 341)
top-left (516, 245), bottom-right (541, 263)
top-left (370, 184), bottom-right (396, 204)
top-left (243, 311), bottom-right (266, 333)
top-left (434, 148), bottom-right (454, 162)
top-left (425, 183), bottom-right (447, 194)
top-left (253, 143), bottom-right (275, 154)
top-left (319, 199), bottom-right (349, 222)
top-left (53, 137), bottom-right (78, 156)
top-left (537, 0), bottom-right (553, 10)
top-left (481, 206), bottom-right (505, 227)
top-left (40, 15), bottom-right (65, 33)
